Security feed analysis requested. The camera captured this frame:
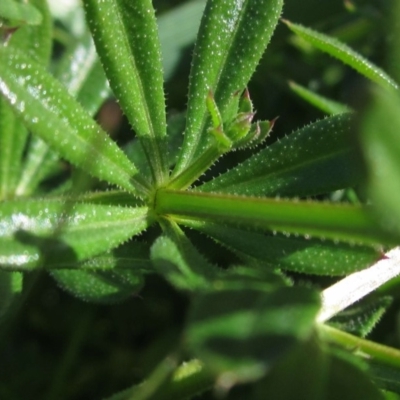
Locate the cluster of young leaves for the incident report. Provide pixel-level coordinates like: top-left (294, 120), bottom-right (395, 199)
top-left (1, 0), bottom-right (400, 399)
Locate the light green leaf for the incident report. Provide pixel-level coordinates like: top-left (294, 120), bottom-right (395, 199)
top-left (156, 190), bottom-right (393, 246)
top-left (158, 0), bottom-right (206, 81)
top-left (198, 113), bottom-right (362, 197)
top-left (0, 0), bottom-right (52, 199)
top-left (83, 0), bottom-right (168, 186)
top-left (360, 86), bottom-right (400, 236)
top-left (0, 198), bottom-right (150, 264)
top-left (16, 31), bottom-right (110, 197)
top-left (186, 286), bottom-right (320, 383)
top-left (288, 81), bottom-right (352, 115)
top-left (173, 0), bottom-right (284, 176)
top-left (283, 20), bottom-right (398, 91)
top-left (177, 219), bottom-right (381, 276)
top-left (0, 0), bottom-right (42, 27)
top-left (0, 46), bottom-right (142, 194)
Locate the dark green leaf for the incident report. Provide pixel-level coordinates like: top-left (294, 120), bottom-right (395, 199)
top-left (199, 114), bottom-right (362, 197)
top-left (186, 286), bottom-right (320, 383)
top-left (0, 46), bottom-right (142, 194)
top-left (173, 0), bottom-right (283, 176)
top-left (178, 219), bottom-right (381, 276)
top-left (0, 270), bottom-right (22, 319)
top-left (329, 296), bottom-right (392, 337)
top-left (83, 0), bottom-right (168, 185)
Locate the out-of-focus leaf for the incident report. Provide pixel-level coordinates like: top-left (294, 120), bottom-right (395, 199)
top-left (173, 0), bottom-right (284, 176)
top-left (254, 335), bottom-right (328, 400)
top-left (199, 114), bottom-right (361, 198)
top-left (0, 270), bottom-right (22, 319)
top-left (289, 81), bottom-right (351, 115)
top-left (283, 20), bottom-right (398, 91)
top-left (178, 219), bottom-right (381, 276)
top-left (83, 0), bottom-right (168, 185)
top-left (325, 351), bottom-right (384, 400)
top-left (51, 268), bottom-right (143, 304)
top-left (0, 198), bottom-right (150, 264)
top-left (0, 46), bottom-right (142, 194)
top-left (360, 87), bottom-right (400, 236)
top-left (369, 360), bottom-right (400, 395)
top-left (0, 0), bottom-right (42, 27)
top-left (158, 0), bottom-right (205, 81)
top-left (186, 286), bottom-right (320, 383)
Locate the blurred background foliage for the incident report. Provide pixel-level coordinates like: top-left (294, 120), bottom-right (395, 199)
top-left (1, 0), bottom-right (400, 399)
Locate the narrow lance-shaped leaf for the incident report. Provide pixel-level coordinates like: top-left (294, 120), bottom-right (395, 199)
top-left (16, 31), bottom-right (111, 196)
top-left (0, 198), bottom-right (151, 264)
top-left (173, 0), bottom-right (284, 177)
top-left (0, 46), bottom-right (144, 195)
top-left (199, 114), bottom-right (361, 198)
top-left (177, 218), bottom-right (381, 276)
top-left (288, 80), bottom-right (352, 115)
top-left (283, 20), bottom-right (398, 91)
top-left (156, 189), bottom-right (395, 245)
top-left (83, 0), bottom-right (168, 186)
top-left (0, 0), bottom-right (52, 199)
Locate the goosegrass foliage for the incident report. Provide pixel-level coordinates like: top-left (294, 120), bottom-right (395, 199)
top-left (1, 0), bottom-right (400, 399)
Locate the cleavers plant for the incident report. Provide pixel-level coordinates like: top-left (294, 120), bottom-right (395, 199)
top-left (1, 0), bottom-right (400, 399)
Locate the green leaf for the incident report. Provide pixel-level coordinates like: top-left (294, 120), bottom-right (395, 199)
top-left (283, 20), bottom-right (398, 91)
top-left (186, 286), bottom-right (320, 383)
top-left (0, 0), bottom-right (42, 27)
top-left (158, 0), bottom-right (206, 81)
top-left (16, 31), bottom-right (110, 197)
top-left (369, 360), bottom-right (400, 395)
top-left (83, 0), bottom-right (168, 186)
top-left (156, 189), bottom-right (392, 245)
top-left (51, 268), bottom-right (143, 304)
top-left (329, 296), bottom-right (392, 337)
top-left (198, 113), bottom-right (362, 197)
top-left (150, 223), bottom-right (216, 291)
top-left (0, 0), bottom-right (52, 199)
top-left (0, 198), bottom-right (150, 264)
top-left (288, 81), bottom-right (352, 115)
top-left (0, 46), bottom-right (142, 195)
top-left (254, 335), bottom-right (328, 400)
top-left (325, 351), bottom-right (384, 400)
top-left (173, 0), bottom-right (284, 176)
top-left (0, 270), bottom-right (22, 319)
top-left (177, 219), bottom-right (381, 276)
top-left (360, 87), bottom-right (400, 236)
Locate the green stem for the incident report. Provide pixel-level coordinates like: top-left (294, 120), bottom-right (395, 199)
top-left (168, 145), bottom-right (224, 190)
top-left (155, 189), bottom-right (391, 245)
top-left (320, 324), bottom-right (400, 369)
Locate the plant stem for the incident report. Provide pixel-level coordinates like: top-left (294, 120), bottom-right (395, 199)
top-left (168, 145), bottom-right (224, 190)
top-left (320, 324), bottom-right (400, 369)
top-left (155, 189), bottom-right (390, 245)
